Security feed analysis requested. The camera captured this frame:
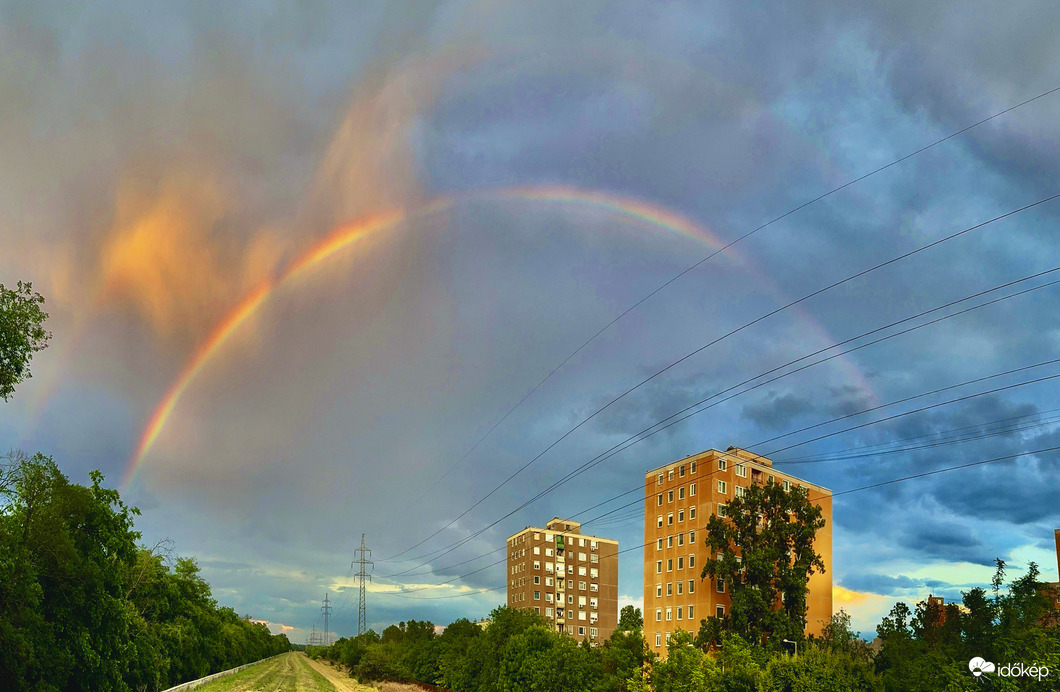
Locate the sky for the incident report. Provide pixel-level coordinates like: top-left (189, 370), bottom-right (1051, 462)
top-left (3, 1), bottom-right (1060, 642)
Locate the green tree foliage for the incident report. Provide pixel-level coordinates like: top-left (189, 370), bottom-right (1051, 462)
top-left (874, 560), bottom-right (1060, 691)
top-left (0, 281), bottom-right (51, 401)
top-left (0, 451), bottom-right (289, 691)
top-left (700, 479), bottom-right (826, 647)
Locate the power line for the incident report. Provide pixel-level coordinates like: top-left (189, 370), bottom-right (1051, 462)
top-left (391, 444), bottom-right (1060, 599)
top-left (775, 410), bottom-right (1060, 465)
top-left (388, 84), bottom-right (1060, 553)
top-left (382, 361), bottom-right (1060, 591)
top-left (381, 261), bottom-right (1060, 572)
top-left (382, 193), bottom-right (1059, 563)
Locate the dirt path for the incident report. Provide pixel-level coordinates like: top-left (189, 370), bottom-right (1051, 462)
top-left (187, 652), bottom-right (357, 692)
top-left (300, 655), bottom-right (376, 692)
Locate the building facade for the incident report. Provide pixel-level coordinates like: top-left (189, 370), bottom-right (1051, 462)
top-left (506, 518), bottom-right (619, 644)
top-left (643, 447), bottom-right (833, 657)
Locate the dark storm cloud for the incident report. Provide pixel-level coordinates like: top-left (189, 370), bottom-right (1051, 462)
top-left (840, 573), bottom-right (925, 596)
top-left (5, 0), bottom-right (1060, 640)
top-left (742, 391), bottom-right (816, 430)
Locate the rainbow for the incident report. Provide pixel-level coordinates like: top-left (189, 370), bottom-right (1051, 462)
top-left (123, 186), bottom-right (875, 485)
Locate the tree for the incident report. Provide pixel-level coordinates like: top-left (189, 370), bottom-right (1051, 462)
top-left (0, 281), bottom-right (51, 401)
top-left (618, 605), bottom-right (644, 632)
top-left (700, 479), bottom-right (826, 646)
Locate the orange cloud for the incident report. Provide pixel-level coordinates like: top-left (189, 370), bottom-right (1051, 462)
top-left (98, 175), bottom-right (284, 343)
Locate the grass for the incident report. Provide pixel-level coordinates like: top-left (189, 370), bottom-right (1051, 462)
top-left (189, 652), bottom-right (337, 691)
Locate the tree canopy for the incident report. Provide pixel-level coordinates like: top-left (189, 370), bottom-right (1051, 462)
top-left (0, 281), bottom-right (51, 401)
top-left (700, 479), bottom-right (826, 647)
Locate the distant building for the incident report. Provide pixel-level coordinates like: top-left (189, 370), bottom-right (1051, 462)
top-left (1041, 529), bottom-right (1060, 628)
top-left (643, 447), bottom-right (833, 657)
top-left (506, 518), bottom-right (619, 644)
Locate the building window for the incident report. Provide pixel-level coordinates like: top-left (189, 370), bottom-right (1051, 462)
top-left (579, 552), bottom-right (587, 561)
top-left (546, 593), bottom-right (553, 602)
top-left (668, 513), bottom-right (674, 525)
top-left (579, 581), bottom-right (586, 590)
top-left (591, 540), bottom-right (598, 550)
top-left (656, 561), bottom-right (662, 574)
top-left (667, 559), bottom-right (673, 572)
top-left (718, 480), bottom-right (727, 494)
top-left (668, 470), bottom-right (674, 481)
top-left (590, 583), bottom-right (598, 592)
top-left (657, 538), bottom-right (663, 551)
top-left (680, 556), bottom-right (686, 569)
top-left (546, 607), bottom-right (553, 617)
top-left (690, 461), bottom-right (697, 473)
top-left (718, 458), bottom-right (727, 471)
top-left (545, 548), bottom-right (553, 557)
top-left (679, 487), bottom-right (685, 500)
top-left (735, 463), bottom-right (747, 478)
top-left (569, 610), bottom-right (574, 620)
top-left (688, 605), bottom-right (694, 619)
top-left (678, 533), bottom-right (684, 546)
top-left (769, 474), bottom-right (774, 484)
top-left (658, 493), bottom-right (663, 506)
top-left (718, 504), bottom-right (727, 517)
top-left (546, 577), bottom-right (553, 586)
top-left (717, 578), bottom-right (725, 593)
top-left (783, 480), bottom-right (790, 491)
top-left (667, 535), bottom-right (673, 548)
top-left (590, 627), bottom-right (598, 638)
top-left (534, 561), bottom-right (540, 570)
top-left (688, 579), bottom-right (695, 594)
top-left (533, 546), bottom-right (540, 555)
top-left (677, 606), bottom-right (683, 620)
top-left (677, 581), bottom-right (683, 595)
top-left (689, 530), bottom-right (695, 543)
top-left (534, 576), bottom-right (540, 585)
top-left (690, 506), bottom-right (696, 520)
top-left (666, 632), bottom-right (671, 644)
top-left (668, 490), bottom-right (674, 502)
top-left (657, 515), bottom-right (663, 528)
top-left (678, 509), bottom-right (685, 522)
top-left (666, 607), bottom-right (672, 621)
top-left (689, 554), bottom-right (695, 569)
top-left (658, 473), bottom-right (664, 485)
top-left (667, 582), bottom-right (673, 596)
top-left (590, 568), bottom-right (598, 578)
top-left (656, 608), bottom-right (662, 622)
top-left (716, 605), bottom-right (725, 618)
top-left (680, 464), bottom-right (685, 477)
top-left (735, 485), bottom-right (746, 498)
top-left (534, 591), bottom-right (540, 600)
top-left (656, 633), bottom-right (661, 647)
top-left (656, 584), bottom-right (662, 598)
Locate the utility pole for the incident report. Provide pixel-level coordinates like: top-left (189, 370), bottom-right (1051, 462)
top-left (353, 533), bottom-right (373, 638)
top-left (308, 624), bottom-right (320, 647)
top-left (321, 593), bottom-right (332, 647)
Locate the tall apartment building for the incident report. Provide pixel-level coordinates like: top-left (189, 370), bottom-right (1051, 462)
top-left (643, 447), bottom-right (832, 657)
top-left (506, 518), bottom-right (619, 644)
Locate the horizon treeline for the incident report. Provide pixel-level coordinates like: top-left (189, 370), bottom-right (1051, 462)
top-left (0, 451), bottom-right (290, 691)
top-left (310, 578), bottom-right (1060, 692)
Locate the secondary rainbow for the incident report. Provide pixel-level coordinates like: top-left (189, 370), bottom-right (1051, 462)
top-left (124, 186), bottom-right (875, 485)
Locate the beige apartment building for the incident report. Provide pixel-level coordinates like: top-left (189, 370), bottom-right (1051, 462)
top-left (506, 518), bottom-right (619, 644)
top-left (643, 447), bottom-right (833, 657)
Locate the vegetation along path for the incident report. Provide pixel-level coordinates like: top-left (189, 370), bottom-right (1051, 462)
top-left (189, 652), bottom-right (374, 692)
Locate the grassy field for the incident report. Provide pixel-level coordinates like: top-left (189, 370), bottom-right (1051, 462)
top-left (188, 652), bottom-right (372, 692)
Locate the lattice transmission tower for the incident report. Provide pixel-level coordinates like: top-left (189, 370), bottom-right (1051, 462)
top-left (321, 593), bottom-right (332, 647)
top-left (352, 533), bottom-right (373, 638)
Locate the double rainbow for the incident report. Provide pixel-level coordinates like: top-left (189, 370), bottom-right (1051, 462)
top-left (123, 186), bottom-right (873, 485)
